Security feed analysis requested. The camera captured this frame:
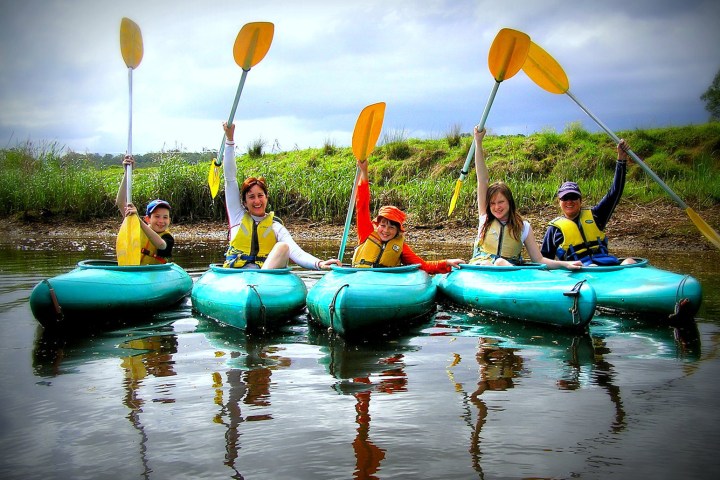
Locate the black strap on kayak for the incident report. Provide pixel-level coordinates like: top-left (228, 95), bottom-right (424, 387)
top-left (328, 283), bottom-right (349, 334)
top-left (43, 279), bottom-right (64, 322)
top-left (248, 284), bottom-right (266, 332)
top-left (563, 279), bottom-right (588, 326)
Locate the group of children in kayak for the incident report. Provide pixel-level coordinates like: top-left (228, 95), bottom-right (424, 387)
top-left (117, 122), bottom-right (635, 271)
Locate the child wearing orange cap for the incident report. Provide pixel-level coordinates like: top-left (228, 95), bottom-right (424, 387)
top-left (352, 158), bottom-right (464, 273)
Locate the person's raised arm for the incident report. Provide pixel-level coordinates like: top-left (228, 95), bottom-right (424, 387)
top-left (115, 155), bottom-right (135, 213)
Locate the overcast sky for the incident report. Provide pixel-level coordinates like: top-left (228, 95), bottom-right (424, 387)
top-left (1, 0), bottom-right (718, 155)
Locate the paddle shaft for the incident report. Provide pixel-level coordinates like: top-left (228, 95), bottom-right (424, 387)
top-left (214, 69), bottom-right (250, 166)
top-left (337, 168), bottom-right (361, 262)
top-left (457, 80), bottom-right (500, 182)
top-left (126, 67), bottom-right (134, 204)
top-left (565, 90), bottom-right (687, 209)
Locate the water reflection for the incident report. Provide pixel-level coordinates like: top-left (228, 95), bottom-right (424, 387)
top-left (120, 334), bottom-right (179, 480)
top-left (194, 319), bottom-right (300, 479)
top-left (308, 326), bottom-right (417, 480)
top-left (439, 311), bottom-right (596, 477)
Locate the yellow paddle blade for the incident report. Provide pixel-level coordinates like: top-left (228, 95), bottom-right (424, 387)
top-left (352, 102), bottom-right (386, 161)
top-left (208, 159), bottom-right (220, 198)
top-left (116, 215), bottom-right (143, 266)
top-left (522, 41), bottom-right (570, 94)
top-left (233, 22), bottom-right (275, 70)
top-left (448, 179), bottom-right (463, 216)
top-left (686, 207), bottom-right (720, 250)
top-left (488, 28), bottom-right (531, 82)
top-left (120, 17), bottom-right (143, 69)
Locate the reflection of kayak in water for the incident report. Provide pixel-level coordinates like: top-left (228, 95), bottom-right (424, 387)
top-left (550, 258), bottom-right (703, 320)
top-left (307, 325), bottom-right (416, 395)
top-left (433, 307), bottom-right (596, 367)
top-left (434, 263), bottom-right (597, 330)
top-left (590, 314), bottom-right (701, 361)
top-left (32, 322), bottom-right (180, 377)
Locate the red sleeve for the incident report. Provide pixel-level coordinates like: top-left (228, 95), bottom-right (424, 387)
top-left (356, 179), bottom-right (374, 243)
top-left (401, 244), bottom-right (451, 274)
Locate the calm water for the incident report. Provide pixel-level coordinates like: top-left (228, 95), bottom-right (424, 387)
top-left (1, 235), bottom-right (719, 479)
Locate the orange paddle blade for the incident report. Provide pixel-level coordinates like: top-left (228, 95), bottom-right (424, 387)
top-left (116, 215), bottom-right (143, 266)
top-left (120, 17), bottom-right (143, 69)
top-left (352, 102), bottom-right (386, 161)
top-left (488, 28), bottom-right (531, 82)
top-left (522, 41), bottom-right (570, 94)
top-left (233, 22), bottom-right (275, 70)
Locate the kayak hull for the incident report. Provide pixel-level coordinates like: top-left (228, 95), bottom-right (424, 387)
top-left (191, 264), bottom-right (307, 331)
top-left (29, 260), bottom-right (193, 329)
top-left (435, 263), bottom-right (597, 330)
top-left (553, 259), bottom-right (703, 319)
top-left (306, 265), bottom-right (436, 337)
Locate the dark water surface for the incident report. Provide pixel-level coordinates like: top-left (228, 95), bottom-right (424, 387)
top-left (1, 236), bottom-right (719, 479)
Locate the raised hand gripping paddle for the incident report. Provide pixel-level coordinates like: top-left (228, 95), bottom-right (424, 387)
top-left (116, 17), bottom-right (143, 266)
top-left (522, 41), bottom-right (720, 250)
top-left (208, 22), bottom-right (274, 198)
top-left (447, 28), bottom-right (530, 216)
top-left (337, 102), bottom-right (387, 263)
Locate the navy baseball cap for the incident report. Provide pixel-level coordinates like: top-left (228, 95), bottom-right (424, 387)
top-left (557, 181), bottom-right (581, 198)
top-left (146, 199), bottom-right (171, 215)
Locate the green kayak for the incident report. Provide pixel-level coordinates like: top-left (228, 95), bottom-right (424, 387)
top-left (306, 264), bottom-right (436, 337)
top-left (29, 260), bottom-right (192, 329)
top-left (435, 263), bottom-right (597, 330)
top-left (550, 258), bottom-right (703, 319)
top-left (191, 264), bottom-right (307, 331)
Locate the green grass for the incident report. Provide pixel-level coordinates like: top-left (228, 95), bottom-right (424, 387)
top-left (1, 123), bottom-right (718, 227)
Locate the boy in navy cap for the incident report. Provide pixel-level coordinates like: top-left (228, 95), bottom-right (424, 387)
top-left (116, 155), bottom-right (174, 264)
top-left (541, 140), bottom-right (636, 266)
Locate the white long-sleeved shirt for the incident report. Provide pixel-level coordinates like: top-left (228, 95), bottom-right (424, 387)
top-left (223, 141), bottom-right (322, 270)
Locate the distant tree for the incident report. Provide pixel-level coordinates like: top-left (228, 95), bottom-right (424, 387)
top-left (700, 68), bottom-right (720, 121)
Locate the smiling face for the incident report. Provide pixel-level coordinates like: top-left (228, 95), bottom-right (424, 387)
top-left (243, 184), bottom-right (268, 217)
top-left (145, 207), bottom-right (171, 233)
top-left (489, 191), bottom-right (510, 223)
top-left (559, 193), bottom-right (582, 219)
top-left (375, 217), bottom-right (399, 242)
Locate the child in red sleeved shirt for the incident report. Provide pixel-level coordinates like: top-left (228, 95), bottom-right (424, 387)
top-left (351, 158), bottom-right (464, 274)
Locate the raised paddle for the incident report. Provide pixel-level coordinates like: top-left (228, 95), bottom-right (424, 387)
top-left (447, 28), bottom-right (530, 216)
top-left (116, 17), bottom-right (144, 266)
top-left (208, 22), bottom-right (274, 198)
top-left (337, 102), bottom-right (387, 263)
top-left (522, 41), bottom-right (720, 250)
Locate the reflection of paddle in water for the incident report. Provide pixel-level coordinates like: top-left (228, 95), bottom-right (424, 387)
top-left (119, 334), bottom-right (179, 480)
top-left (348, 356), bottom-right (407, 480)
top-left (210, 342), bottom-right (290, 478)
top-left (352, 390), bottom-right (385, 480)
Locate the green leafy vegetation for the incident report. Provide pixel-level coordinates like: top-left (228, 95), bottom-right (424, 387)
top-left (1, 123), bottom-right (718, 228)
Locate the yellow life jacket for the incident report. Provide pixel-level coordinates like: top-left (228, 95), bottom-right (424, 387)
top-left (549, 209), bottom-right (610, 262)
top-left (140, 228), bottom-right (172, 265)
top-left (224, 212), bottom-right (280, 268)
top-left (352, 231), bottom-right (404, 268)
top-left (470, 219), bottom-right (523, 264)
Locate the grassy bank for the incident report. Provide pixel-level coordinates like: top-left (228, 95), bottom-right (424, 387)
top-left (1, 122), bottom-right (719, 230)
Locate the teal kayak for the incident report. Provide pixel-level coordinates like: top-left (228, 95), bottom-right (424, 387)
top-left (435, 263), bottom-right (597, 330)
top-left (306, 264), bottom-right (436, 337)
top-left (550, 258), bottom-right (702, 319)
top-left (29, 260), bottom-right (192, 329)
top-left (191, 264), bottom-right (307, 331)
